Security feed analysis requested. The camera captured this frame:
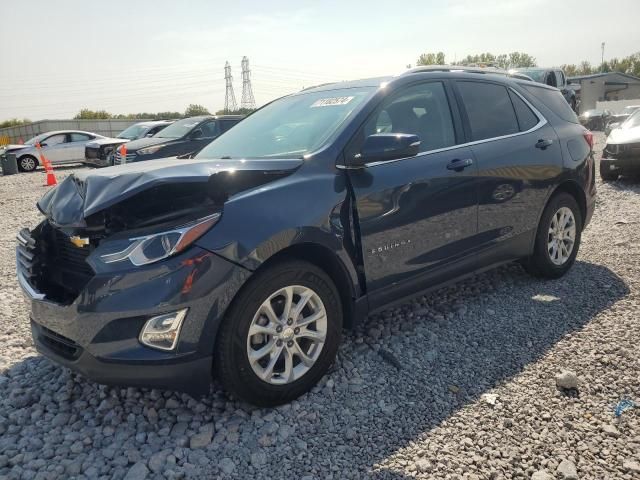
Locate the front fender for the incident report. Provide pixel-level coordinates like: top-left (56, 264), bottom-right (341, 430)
top-left (195, 168), bottom-right (361, 293)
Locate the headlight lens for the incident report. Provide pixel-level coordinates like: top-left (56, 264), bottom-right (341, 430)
top-left (100, 213), bottom-right (220, 266)
top-left (138, 144), bottom-right (165, 155)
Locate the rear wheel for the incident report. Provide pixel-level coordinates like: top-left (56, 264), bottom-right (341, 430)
top-left (214, 260), bottom-right (342, 406)
top-left (18, 155), bottom-right (38, 172)
top-left (523, 192), bottom-right (582, 278)
top-left (600, 162), bottom-right (618, 181)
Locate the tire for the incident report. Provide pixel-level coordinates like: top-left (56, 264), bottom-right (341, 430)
top-left (600, 163), bottom-right (618, 181)
top-left (523, 192), bottom-right (582, 279)
top-left (17, 155), bottom-right (38, 172)
top-left (214, 260), bottom-right (343, 406)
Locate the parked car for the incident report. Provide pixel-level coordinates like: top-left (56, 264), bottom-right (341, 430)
top-left (604, 105), bottom-right (640, 136)
top-left (113, 115), bottom-right (243, 164)
top-left (511, 68), bottom-right (577, 111)
top-left (600, 109), bottom-right (640, 181)
top-left (2, 131), bottom-right (105, 172)
top-left (18, 69), bottom-right (595, 406)
top-left (84, 120), bottom-right (174, 168)
top-left (579, 109), bottom-right (612, 131)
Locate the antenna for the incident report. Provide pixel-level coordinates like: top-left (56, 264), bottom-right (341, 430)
top-left (224, 61), bottom-right (237, 113)
top-left (240, 56), bottom-right (256, 110)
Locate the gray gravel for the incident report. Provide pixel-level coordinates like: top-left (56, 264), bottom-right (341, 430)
top-left (1, 135), bottom-right (639, 479)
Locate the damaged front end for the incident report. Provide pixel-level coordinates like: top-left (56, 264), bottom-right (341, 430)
top-left (21, 157), bottom-right (302, 304)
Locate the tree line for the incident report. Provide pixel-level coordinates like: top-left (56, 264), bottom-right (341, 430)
top-left (415, 51), bottom-right (640, 78)
top-left (73, 104), bottom-right (255, 120)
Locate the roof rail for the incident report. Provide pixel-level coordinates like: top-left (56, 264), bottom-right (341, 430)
top-left (403, 65), bottom-right (533, 81)
top-left (403, 65), bottom-right (507, 75)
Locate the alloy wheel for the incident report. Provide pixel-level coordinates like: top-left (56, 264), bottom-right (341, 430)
top-left (20, 157), bottom-right (36, 171)
top-left (246, 285), bottom-right (327, 385)
top-left (547, 206), bottom-right (576, 265)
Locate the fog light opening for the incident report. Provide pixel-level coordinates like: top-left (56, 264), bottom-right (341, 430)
top-left (139, 309), bottom-right (188, 351)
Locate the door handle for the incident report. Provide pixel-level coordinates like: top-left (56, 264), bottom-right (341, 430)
top-left (535, 139), bottom-right (553, 150)
top-left (446, 158), bottom-right (473, 172)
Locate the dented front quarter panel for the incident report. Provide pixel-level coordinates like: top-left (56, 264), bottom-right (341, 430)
top-left (194, 159), bottom-right (363, 296)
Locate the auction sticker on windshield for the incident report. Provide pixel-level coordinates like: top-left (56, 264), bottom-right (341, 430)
top-left (311, 96), bottom-right (354, 108)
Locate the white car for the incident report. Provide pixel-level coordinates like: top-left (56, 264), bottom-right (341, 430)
top-left (1, 130), bottom-right (105, 172)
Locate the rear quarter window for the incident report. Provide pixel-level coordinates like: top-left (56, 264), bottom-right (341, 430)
top-left (522, 84), bottom-right (578, 124)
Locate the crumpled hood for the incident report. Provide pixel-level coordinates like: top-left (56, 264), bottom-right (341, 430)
top-left (37, 156), bottom-right (303, 228)
top-left (607, 125), bottom-right (640, 145)
top-left (86, 137), bottom-right (127, 147)
top-left (2, 144), bottom-right (31, 152)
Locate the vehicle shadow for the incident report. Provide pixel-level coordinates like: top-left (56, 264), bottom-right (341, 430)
top-left (0, 260), bottom-right (629, 479)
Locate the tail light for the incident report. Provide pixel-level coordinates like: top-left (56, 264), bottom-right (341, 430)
top-left (582, 129), bottom-right (594, 150)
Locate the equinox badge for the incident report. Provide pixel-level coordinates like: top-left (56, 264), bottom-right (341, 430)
top-left (69, 236), bottom-right (90, 248)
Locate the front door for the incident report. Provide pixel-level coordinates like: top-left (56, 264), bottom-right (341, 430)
top-left (65, 132), bottom-right (94, 161)
top-left (40, 133), bottom-right (68, 163)
top-left (345, 81), bottom-right (479, 308)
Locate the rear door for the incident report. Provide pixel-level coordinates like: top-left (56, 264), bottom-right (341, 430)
top-left (454, 80), bottom-right (562, 264)
top-left (345, 80), bottom-right (479, 307)
top-left (65, 132), bottom-right (94, 161)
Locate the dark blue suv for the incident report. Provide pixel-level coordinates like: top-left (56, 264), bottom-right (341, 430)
top-left (18, 67), bottom-right (596, 406)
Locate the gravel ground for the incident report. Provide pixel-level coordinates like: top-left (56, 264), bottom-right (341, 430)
top-left (1, 134), bottom-right (639, 480)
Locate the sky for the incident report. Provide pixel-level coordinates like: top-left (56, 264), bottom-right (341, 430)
top-left (1, 0), bottom-right (639, 121)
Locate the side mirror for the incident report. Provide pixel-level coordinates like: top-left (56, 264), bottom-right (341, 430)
top-left (352, 133), bottom-right (420, 167)
top-left (190, 129), bottom-right (203, 140)
top-left (145, 133), bottom-right (153, 138)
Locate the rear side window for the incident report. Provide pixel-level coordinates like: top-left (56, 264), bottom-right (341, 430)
top-left (457, 82), bottom-right (519, 141)
top-left (509, 91), bottom-right (539, 131)
top-left (522, 84), bottom-right (578, 123)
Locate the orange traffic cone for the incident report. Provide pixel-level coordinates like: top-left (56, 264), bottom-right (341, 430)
top-left (36, 142), bottom-right (57, 186)
top-left (119, 143), bottom-right (127, 164)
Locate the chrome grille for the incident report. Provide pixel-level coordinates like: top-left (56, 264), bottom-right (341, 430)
top-left (114, 151), bottom-right (137, 165)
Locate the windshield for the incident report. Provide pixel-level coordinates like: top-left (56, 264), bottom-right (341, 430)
top-left (517, 69), bottom-right (546, 82)
top-left (622, 106), bottom-right (640, 115)
top-left (196, 87), bottom-right (374, 159)
top-left (24, 133), bottom-right (48, 146)
top-left (117, 124), bottom-right (148, 140)
top-left (623, 110), bottom-right (640, 129)
top-left (153, 117), bottom-right (203, 139)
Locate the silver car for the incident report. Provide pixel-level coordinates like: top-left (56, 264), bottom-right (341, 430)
top-left (1, 130), bottom-right (105, 172)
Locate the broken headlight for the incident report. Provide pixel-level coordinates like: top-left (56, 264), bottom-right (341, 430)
top-left (100, 213), bottom-right (220, 266)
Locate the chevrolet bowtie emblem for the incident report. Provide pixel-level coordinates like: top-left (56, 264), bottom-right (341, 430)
top-left (69, 236), bottom-right (90, 248)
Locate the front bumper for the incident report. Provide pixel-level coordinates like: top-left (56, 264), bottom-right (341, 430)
top-left (600, 155), bottom-right (640, 176)
top-left (82, 157), bottom-right (112, 168)
top-left (18, 242), bottom-right (251, 396)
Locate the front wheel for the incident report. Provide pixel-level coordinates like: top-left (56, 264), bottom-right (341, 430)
top-left (214, 260), bottom-right (342, 406)
top-left (18, 155), bottom-right (38, 172)
top-left (523, 192), bottom-right (582, 278)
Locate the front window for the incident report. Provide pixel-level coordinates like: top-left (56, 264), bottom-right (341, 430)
top-left (196, 87), bottom-right (375, 159)
top-left (153, 118), bottom-right (204, 139)
top-left (517, 69), bottom-right (546, 83)
top-left (118, 124), bottom-right (148, 140)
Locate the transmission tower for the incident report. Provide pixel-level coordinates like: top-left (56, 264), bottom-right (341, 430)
top-left (240, 56), bottom-right (256, 110)
top-left (224, 61), bottom-right (237, 113)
